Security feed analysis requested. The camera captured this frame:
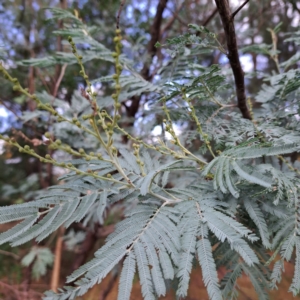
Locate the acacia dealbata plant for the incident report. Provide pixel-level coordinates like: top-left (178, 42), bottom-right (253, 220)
top-left (0, 7), bottom-right (300, 300)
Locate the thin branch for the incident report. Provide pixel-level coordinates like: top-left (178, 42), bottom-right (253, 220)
top-left (124, 0), bottom-right (168, 123)
top-left (50, 226), bottom-right (65, 292)
top-left (52, 64), bottom-right (67, 98)
top-left (116, 0), bottom-right (126, 29)
top-left (141, 0), bottom-right (168, 80)
top-left (214, 0), bottom-right (252, 120)
top-left (231, 0), bottom-right (250, 20)
top-left (202, 7), bottom-right (218, 26)
top-left (161, 2), bottom-right (188, 35)
top-left (0, 249), bottom-right (20, 260)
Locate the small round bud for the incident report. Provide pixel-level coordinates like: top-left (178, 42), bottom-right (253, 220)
top-left (45, 154), bottom-right (51, 159)
top-left (106, 173), bottom-right (112, 178)
top-left (24, 145), bottom-right (30, 150)
top-left (79, 148), bottom-right (85, 154)
top-left (89, 152), bottom-right (94, 156)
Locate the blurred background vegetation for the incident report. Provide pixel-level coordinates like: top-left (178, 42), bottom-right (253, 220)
top-left (0, 0), bottom-right (299, 299)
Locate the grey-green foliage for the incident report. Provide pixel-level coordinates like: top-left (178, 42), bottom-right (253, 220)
top-left (21, 246), bottom-right (54, 280)
top-left (1, 9), bottom-right (300, 300)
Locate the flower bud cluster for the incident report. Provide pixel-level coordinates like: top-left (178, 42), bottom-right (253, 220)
top-left (132, 143), bottom-right (146, 176)
top-left (181, 88), bottom-right (215, 158)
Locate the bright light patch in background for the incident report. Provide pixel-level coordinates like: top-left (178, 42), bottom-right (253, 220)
top-left (240, 54), bottom-right (253, 72)
top-left (0, 140), bottom-right (4, 155)
top-left (152, 123), bottom-right (182, 140)
top-left (0, 107), bottom-right (8, 117)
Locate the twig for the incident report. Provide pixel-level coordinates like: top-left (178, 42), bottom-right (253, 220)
top-left (202, 7), bottom-right (218, 26)
top-left (214, 0), bottom-right (252, 120)
top-left (122, 0), bottom-right (168, 134)
top-left (231, 0), bottom-right (250, 20)
top-left (50, 226), bottom-right (65, 292)
top-left (141, 0), bottom-right (168, 80)
top-left (161, 1), bottom-right (186, 35)
top-left (52, 64), bottom-right (67, 98)
top-left (116, 0), bottom-right (126, 29)
top-left (0, 249), bottom-right (20, 260)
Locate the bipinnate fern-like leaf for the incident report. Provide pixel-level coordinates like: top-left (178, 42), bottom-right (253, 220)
top-left (45, 204), bottom-right (179, 299)
top-left (197, 225), bottom-right (222, 300)
top-left (2, 15), bottom-right (300, 300)
top-left (221, 262), bottom-right (243, 300)
top-left (243, 198), bottom-right (271, 248)
top-left (117, 252), bottom-right (136, 300)
top-left (242, 264), bottom-right (269, 300)
top-left (0, 215), bottom-right (39, 245)
top-left (202, 143), bottom-right (299, 198)
top-left (289, 239), bottom-right (300, 296)
top-left (11, 206), bottom-right (61, 246)
top-left (269, 259), bottom-right (284, 290)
